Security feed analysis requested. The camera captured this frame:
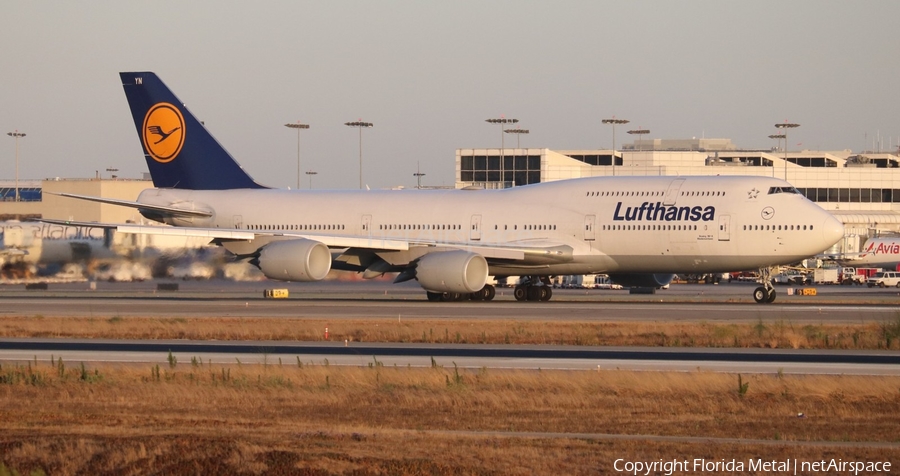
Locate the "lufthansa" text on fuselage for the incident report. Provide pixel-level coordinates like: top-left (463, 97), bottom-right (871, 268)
top-left (612, 202), bottom-right (716, 222)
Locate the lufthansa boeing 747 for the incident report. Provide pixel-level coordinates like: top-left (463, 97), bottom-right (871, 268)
top-left (55, 72), bottom-right (844, 303)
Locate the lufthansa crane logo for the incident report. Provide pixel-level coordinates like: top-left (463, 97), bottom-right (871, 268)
top-left (142, 102), bottom-right (185, 163)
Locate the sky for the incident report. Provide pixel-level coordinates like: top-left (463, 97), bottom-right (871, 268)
top-left (2, 1), bottom-right (899, 190)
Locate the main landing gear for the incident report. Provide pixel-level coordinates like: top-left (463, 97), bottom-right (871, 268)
top-left (426, 284), bottom-right (496, 302)
top-left (513, 276), bottom-right (553, 302)
top-left (753, 267), bottom-right (777, 304)
top-left (423, 276), bottom-right (554, 302)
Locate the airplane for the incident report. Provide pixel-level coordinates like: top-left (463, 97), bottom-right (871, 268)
top-left (52, 72), bottom-right (844, 304)
top-left (833, 235), bottom-right (900, 270)
top-left (0, 221), bottom-right (114, 266)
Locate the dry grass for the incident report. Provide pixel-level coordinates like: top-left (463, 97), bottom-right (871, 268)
top-left (2, 314), bottom-right (899, 473)
top-left (1, 361), bottom-right (898, 474)
top-left (3, 315), bottom-right (900, 350)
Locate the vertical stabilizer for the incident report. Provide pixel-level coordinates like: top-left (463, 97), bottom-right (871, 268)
top-left (120, 72), bottom-right (265, 190)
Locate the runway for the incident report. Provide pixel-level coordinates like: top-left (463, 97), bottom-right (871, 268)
top-left (2, 338), bottom-right (899, 375)
top-left (0, 280), bottom-right (899, 323)
top-left (2, 280), bottom-right (899, 375)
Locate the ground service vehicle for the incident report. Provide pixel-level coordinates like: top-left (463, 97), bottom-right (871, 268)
top-left (840, 267), bottom-right (881, 285)
top-left (772, 271), bottom-right (810, 285)
top-left (867, 271), bottom-right (900, 288)
top-left (813, 268), bottom-right (839, 284)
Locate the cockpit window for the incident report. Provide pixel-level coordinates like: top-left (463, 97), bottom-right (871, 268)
top-left (768, 186), bottom-right (801, 195)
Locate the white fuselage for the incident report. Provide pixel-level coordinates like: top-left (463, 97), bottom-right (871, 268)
top-left (136, 175), bottom-right (844, 275)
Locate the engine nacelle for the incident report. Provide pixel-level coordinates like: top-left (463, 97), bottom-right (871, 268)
top-left (255, 239), bottom-right (331, 282)
top-left (607, 273), bottom-right (675, 288)
top-left (415, 250), bottom-right (488, 293)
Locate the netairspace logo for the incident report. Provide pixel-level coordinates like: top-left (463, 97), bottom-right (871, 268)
top-left (613, 458), bottom-right (891, 475)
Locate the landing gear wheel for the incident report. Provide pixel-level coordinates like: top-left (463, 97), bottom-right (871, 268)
top-left (753, 286), bottom-right (768, 304)
top-left (540, 285), bottom-right (552, 301)
top-left (426, 291), bottom-right (442, 302)
top-left (483, 285), bottom-right (496, 301)
top-left (470, 288), bottom-right (486, 301)
top-left (514, 277), bottom-right (554, 303)
top-left (442, 292), bottom-right (464, 302)
top-left (754, 266), bottom-right (779, 304)
top-left (514, 285), bottom-right (527, 301)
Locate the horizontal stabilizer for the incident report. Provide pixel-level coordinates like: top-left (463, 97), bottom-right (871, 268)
top-left (50, 192), bottom-right (213, 218)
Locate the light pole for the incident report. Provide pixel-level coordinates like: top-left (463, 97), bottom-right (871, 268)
top-left (6, 130), bottom-right (25, 202)
top-left (768, 134), bottom-right (785, 152)
top-left (768, 134), bottom-right (785, 178)
top-left (486, 118), bottom-right (518, 187)
top-left (504, 127), bottom-right (530, 149)
top-left (627, 128), bottom-right (650, 151)
top-left (413, 162), bottom-right (426, 189)
top-left (774, 122), bottom-right (799, 180)
top-left (305, 170), bottom-right (317, 189)
top-left (345, 121), bottom-right (373, 189)
top-left (602, 118), bottom-right (629, 175)
top-left (284, 122), bottom-right (310, 189)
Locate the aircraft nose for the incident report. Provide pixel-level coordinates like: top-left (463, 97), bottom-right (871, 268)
top-left (820, 212), bottom-right (844, 249)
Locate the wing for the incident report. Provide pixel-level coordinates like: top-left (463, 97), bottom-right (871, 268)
top-left (112, 223), bottom-right (570, 261)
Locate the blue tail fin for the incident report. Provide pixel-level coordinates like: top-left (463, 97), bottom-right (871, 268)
top-left (120, 72), bottom-right (265, 190)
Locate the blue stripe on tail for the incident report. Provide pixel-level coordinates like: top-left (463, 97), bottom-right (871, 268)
top-left (120, 72), bottom-right (265, 190)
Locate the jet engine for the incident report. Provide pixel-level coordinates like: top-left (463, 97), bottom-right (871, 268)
top-left (253, 239), bottom-right (331, 282)
top-left (414, 250), bottom-right (488, 293)
top-left (607, 273), bottom-right (676, 288)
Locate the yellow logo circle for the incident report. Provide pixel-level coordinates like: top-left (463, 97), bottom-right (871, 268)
top-left (142, 103), bottom-right (185, 163)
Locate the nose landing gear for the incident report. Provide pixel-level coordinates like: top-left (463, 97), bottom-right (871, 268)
top-left (753, 267), bottom-right (777, 304)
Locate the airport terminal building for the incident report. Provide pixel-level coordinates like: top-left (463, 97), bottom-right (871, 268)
top-left (0, 177), bottom-right (152, 224)
top-left (456, 139), bottom-right (900, 254)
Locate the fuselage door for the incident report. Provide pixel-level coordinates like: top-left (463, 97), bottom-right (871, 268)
top-left (233, 215), bottom-right (243, 230)
top-left (583, 215), bottom-right (596, 241)
top-left (663, 178), bottom-right (686, 206)
top-left (718, 214), bottom-right (731, 241)
top-left (470, 214), bottom-right (482, 241)
top-left (361, 214), bottom-right (372, 237)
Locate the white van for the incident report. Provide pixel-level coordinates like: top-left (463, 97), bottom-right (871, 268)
top-left (866, 271), bottom-right (900, 288)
